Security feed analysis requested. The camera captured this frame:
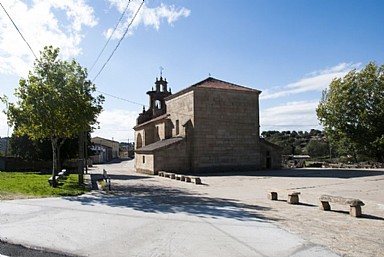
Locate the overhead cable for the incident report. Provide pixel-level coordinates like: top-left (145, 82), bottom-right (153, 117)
top-left (89, 0), bottom-right (132, 73)
top-left (96, 89), bottom-right (144, 107)
top-left (92, 0), bottom-right (145, 82)
top-left (0, 2), bottom-right (38, 60)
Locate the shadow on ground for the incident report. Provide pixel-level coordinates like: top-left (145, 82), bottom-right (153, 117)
top-left (198, 168), bottom-right (384, 179)
top-left (328, 210), bottom-right (384, 220)
top-left (65, 182), bottom-right (276, 222)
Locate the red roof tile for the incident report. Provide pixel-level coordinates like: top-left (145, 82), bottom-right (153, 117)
top-left (194, 77), bottom-right (261, 92)
top-left (166, 77), bottom-right (261, 101)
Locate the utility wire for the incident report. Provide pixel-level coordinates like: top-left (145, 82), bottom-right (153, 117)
top-left (92, 0), bottom-right (145, 82)
top-left (95, 86), bottom-right (321, 128)
top-left (1, 1), bottom-right (317, 131)
top-left (89, 0), bottom-right (132, 73)
top-left (96, 89), bottom-right (144, 107)
top-left (0, 2), bottom-right (38, 60)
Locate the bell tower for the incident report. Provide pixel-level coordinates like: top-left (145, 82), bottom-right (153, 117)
top-left (137, 76), bottom-right (172, 125)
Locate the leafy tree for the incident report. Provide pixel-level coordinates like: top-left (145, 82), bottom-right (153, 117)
top-left (3, 46), bottom-right (104, 186)
top-left (317, 62), bottom-right (384, 162)
top-left (306, 139), bottom-right (329, 158)
top-left (9, 133), bottom-right (88, 162)
top-left (9, 134), bottom-right (41, 160)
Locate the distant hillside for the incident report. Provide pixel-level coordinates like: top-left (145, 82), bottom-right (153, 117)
top-left (261, 129), bottom-right (329, 158)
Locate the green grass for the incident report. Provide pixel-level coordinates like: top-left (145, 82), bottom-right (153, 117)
top-left (0, 172), bottom-right (89, 199)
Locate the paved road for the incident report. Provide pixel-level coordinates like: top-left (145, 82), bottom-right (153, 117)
top-left (3, 159), bottom-right (381, 256)
top-left (0, 240), bottom-right (73, 257)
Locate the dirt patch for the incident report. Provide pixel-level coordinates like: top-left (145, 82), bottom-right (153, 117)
top-left (0, 192), bottom-right (35, 200)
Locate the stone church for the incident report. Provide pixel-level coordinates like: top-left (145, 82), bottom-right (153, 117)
top-left (134, 76), bottom-right (281, 174)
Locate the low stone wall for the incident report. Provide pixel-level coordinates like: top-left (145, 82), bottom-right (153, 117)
top-left (0, 157), bottom-right (81, 172)
top-left (2, 157), bottom-right (51, 172)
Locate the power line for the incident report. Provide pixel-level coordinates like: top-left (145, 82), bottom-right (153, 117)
top-left (95, 89), bottom-right (144, 107)
top-left (92, 0), bottom-right (145, 82)
top-left (0, 2), bottom-right (38, 60)
top-left (1, 0), bottom-right (147, 118)
top-left (1, 1), bottom-right (320, 133)
top-left (89, 0), bottom-right (132, 73)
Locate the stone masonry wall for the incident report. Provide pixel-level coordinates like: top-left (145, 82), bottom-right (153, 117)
top-left (192, 87), bottom-right (261, 172)
top-left (135, 153), bottom-right (154, 174)
top-left (154, 140), bottom-right (188, 174)
top-left (260, 141), bottom-right (282, 169)
top-left (166, 91), bottom-right (194, 137)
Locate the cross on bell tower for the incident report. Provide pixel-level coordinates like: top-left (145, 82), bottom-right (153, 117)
top-left (136, 72), bottom-right (172, 125)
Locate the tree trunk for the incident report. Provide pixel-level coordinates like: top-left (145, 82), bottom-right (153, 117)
top-left (78, 131), bottom-right (84, 185)
top-left (57, 138), bottom-right (66, 176)
top-left (85, 132), bottom-right (88, 174)
top-left (51, 138), bottom-right (58, 187)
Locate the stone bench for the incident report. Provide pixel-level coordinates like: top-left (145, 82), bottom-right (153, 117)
top-left (162, 172), bottom-right (175, 179)
top-left (57, 169), bottom-right (68, 178)
top-left (268, 191), bottom-right (301, 204)
top-left (319, 194), bottom-right (365, 217)
top-left (48, 169), bottom-right (69, 186)
top-left (190, 176), bottom-right (202, 184)
top-left (158, 172), bottom-right (201, 184)
top-left (48, 175), bottom-right (60, 186)
top-left (287, 192), bottom-right (300, 204)
top-left (267, 191), bottom-right (278, 201)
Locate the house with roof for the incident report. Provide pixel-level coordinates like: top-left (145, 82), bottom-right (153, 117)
top-left (90, 136), bottom-right (120, 163)
top-left (134, 76), bottom-right (281, 174)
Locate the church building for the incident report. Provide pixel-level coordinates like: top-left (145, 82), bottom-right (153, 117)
top-left (134, 76), bottom-right (281, 174)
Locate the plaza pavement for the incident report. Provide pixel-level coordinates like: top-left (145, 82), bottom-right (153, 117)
top-left (0, 159), bottom-right (383, 257)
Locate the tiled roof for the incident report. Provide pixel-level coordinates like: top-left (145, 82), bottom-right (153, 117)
top-left (91, 136), bottom-right (119, 144)
top-left (135, 137), bottom-right (184, 153)
top-left (166, 77), bottom-right (261, 101)
top-left (194, 77), bottom-right (261, 92)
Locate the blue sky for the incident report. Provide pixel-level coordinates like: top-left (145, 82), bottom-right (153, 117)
top-left (1, 0), bottom-right (383, 142)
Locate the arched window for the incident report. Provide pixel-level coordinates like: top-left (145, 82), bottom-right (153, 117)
top-left (136, 133), bottom-right (143, 149)
top-left (155, 100), bottom-right (161, 109)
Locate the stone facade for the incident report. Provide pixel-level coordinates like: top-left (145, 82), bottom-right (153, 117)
top-left (134, 77), bottom-right (281, 174)
top-left (91, 137), bottom-right (120, 163)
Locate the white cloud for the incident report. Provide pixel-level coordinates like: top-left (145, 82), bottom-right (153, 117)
top-left (92, 109), bottom-right (138, 142)
top-left (0, 111), bottom-right (12, 138)
top-left (260, 100), bottom-right (322, 131)
top-left (0, 107), bottom-right (138, 141)
top-left (260, 62), bottom-right (361, 100)
top-left (105, 0), bottom-right (191, 39)
top-left (0, 0), bottom-right (97, 77)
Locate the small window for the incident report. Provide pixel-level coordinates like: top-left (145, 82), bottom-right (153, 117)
top-left (266, 151), bottom-right (270, 157)
top-left (176, 120), bottom-right (180, 135)
top-left (142, 156), bottom-right (145, 163)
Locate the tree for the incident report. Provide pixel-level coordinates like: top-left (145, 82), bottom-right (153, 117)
top-left (317, 62), bottom-right (384, 162)
top-left (4, 46), bottom-right (104, 186)
top-left (306, 139), bottom-right (329, 158)
top-left (9, 133), bottom-right (88, 162)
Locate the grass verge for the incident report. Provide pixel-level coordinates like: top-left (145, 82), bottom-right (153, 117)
top-left (0, 171), bottom-right (89, 200)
